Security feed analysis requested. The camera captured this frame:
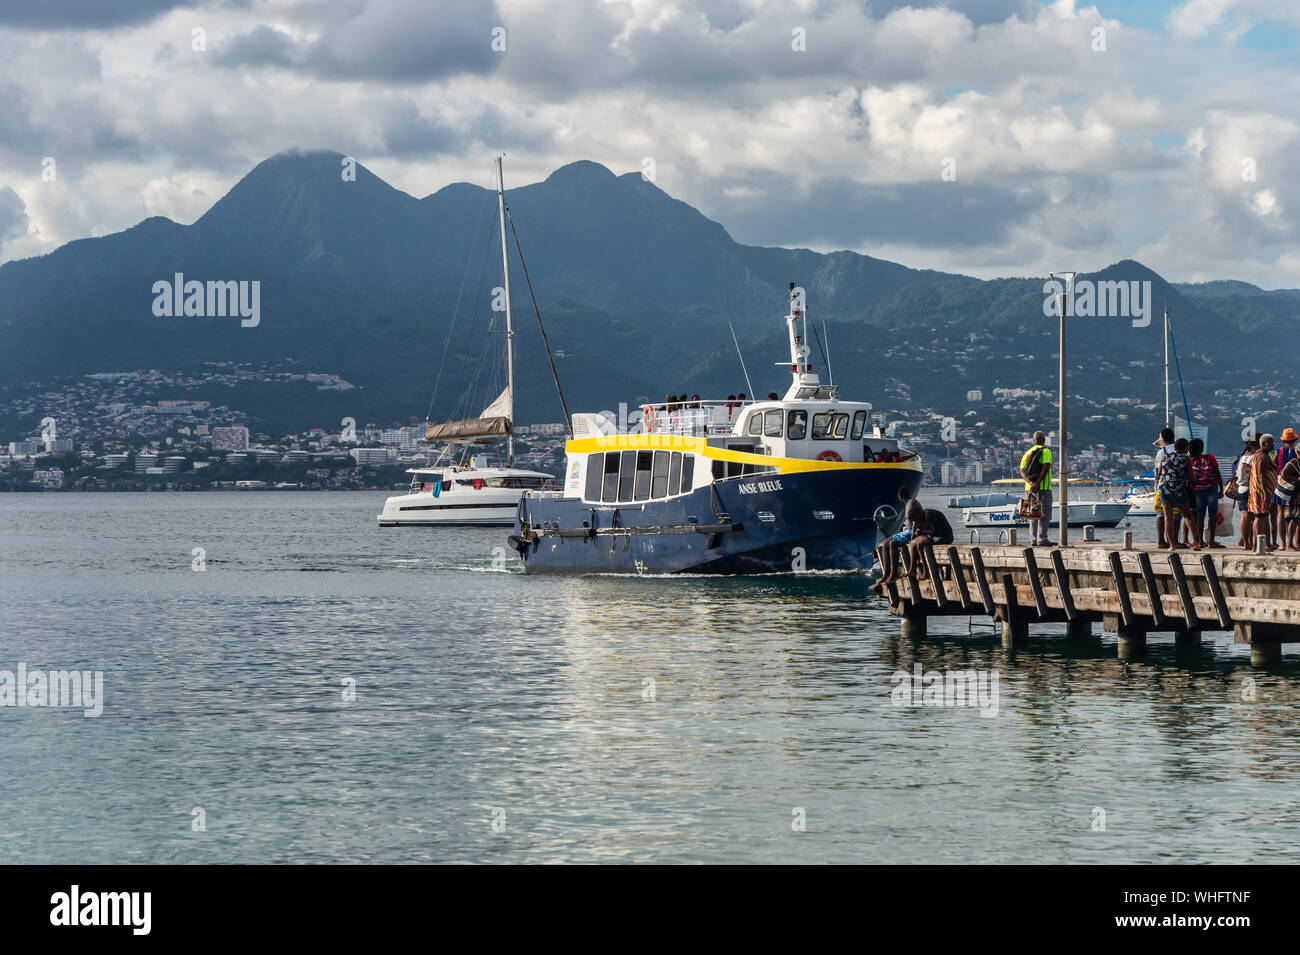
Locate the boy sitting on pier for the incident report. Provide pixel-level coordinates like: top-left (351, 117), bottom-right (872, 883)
top-left (879, 488), bottom-right (951, 583)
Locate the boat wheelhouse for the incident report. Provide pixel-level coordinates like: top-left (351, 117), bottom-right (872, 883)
top-left (509, 284), bottom-right (924, 574)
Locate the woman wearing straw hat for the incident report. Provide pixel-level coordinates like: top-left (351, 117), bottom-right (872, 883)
top-left (1278, 429), bottom-right (1300, 550)
top-left (1272, 428), bottom-right (1299, 549)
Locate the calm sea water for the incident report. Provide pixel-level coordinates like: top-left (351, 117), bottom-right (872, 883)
top-left (1, 491), bottom-right (1297, 864)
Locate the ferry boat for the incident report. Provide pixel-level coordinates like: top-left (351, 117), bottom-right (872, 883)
top-left (960, 479), bottom-right (1132, 528)
top-left (507, 285), bottom-right (923, 574)
top-left (378, 157), bottom-right (558, 527)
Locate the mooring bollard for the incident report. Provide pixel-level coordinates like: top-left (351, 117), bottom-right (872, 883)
top-left (1083, 524), bottom-right (1096, 542)
top-left (1256, 535), bottom-right (1268, 555)
top-left (1123, 530), bottom-right (1133, 550)
top-left (1009, 529), bottom-right (1018, 546)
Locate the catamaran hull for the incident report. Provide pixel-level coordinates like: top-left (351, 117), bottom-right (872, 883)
top-left (377, 490), bottom-right (524, 527)
top-left (511, 466), bottom-right (921, 575)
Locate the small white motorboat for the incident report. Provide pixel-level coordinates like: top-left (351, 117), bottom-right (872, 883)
top-left (960, 479), bottom-right (1132, 528)
top-left (1114, 474), bottom-right (1157, 516)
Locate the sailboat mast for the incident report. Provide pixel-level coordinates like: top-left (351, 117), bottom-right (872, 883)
top-left (496, 156), bottom-right (515, 467)
top-left (1163, 304), bottom-right (1170, 430)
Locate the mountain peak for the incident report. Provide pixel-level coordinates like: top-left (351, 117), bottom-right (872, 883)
top-left (544, 160), bottom-right (617, 185)
top-left (193, 148), bottom-right (422, 286)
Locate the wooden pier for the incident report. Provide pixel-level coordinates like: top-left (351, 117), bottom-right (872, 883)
top-left (872, 539), bottom-right (1300, 665)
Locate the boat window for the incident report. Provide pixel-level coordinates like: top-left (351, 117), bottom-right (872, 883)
top-left (747, 412), bottom-right (763, 436)
top-left (601, 452), bottom-right (620, 501)
top-left (634, 450), bottom-right (654, 501)
top-left (585, 454), bottom-right (603, 500)
top-left (851, 411), bottom-right (867, 441)
top-left (617, 449), bottom-right (636, 502)
top-left (812, 412), bottom-right (849, 440)
top-left (764, 410), bottom-right (783, 437)
top-left (680, 454), bottom-right (695, 493)
top-left (787, 409), bottom-right (807, 440)
top-left (651, 451), bottom-right (670, 498)
top-left (668, 451), bottom-right (683, 496)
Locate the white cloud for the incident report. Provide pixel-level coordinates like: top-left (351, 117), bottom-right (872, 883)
top-left (1165, 0), bottom-right (1239, 38)
top-left (0, 0), bottom-right (1298, 286)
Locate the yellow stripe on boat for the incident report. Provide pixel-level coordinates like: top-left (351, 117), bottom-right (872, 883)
top-left (563, 434), bottom-right (922, 475)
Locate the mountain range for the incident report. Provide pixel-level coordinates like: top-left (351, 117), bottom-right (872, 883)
top-left (2, 149), bottom-right (1298, 445)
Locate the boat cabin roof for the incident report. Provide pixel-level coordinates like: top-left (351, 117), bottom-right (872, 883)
top-left (405, 466), bottom-right (554, 479)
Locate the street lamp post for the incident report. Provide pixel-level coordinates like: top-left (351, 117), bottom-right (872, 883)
top-left (1050, 271), bottom-right (1076, 548)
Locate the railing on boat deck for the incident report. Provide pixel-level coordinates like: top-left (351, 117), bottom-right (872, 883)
top-left (638, 400), bottom-right (750, 436)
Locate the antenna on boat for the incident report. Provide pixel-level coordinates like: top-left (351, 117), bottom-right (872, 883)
top-left (782, 282), bottom-right (819, 400)
top-left (728, 321), bottom-right (755, 400)
top-left (495, 155), bottom-right (515, 468)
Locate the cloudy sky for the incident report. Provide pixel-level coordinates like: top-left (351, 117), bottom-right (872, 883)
top-left (1, 0), bottom-right (1298, 286)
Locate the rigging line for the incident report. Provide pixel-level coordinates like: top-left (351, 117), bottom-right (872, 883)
top-left (443, 206), bottom-right (502, 424)
top-left (728, 322), bottom-right (755, 399)
top-left (506, 206), bottom-right (572, 436)
top-left (810, 321), bottom-right (830, 381)
top-left (1166, 315), bottom-right (1194, 433)
top-left (823, 321), bottom-right (834, 386)
top-left (425, 189), bottom-right (493, 423)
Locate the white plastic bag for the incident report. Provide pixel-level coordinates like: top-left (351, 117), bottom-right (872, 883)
top-left (1215, 497), bottom-right (1235, 538)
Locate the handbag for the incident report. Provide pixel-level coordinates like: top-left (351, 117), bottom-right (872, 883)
top-left (1279, 471), bottom-right (1297, 503)
top-left (1018, 496), bottom-right (1042, 520)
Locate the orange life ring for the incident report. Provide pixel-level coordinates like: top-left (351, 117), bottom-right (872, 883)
top-left (817, 450), bottom-right (842, 462)
top-left (643, 406), bottom-right (655, 432)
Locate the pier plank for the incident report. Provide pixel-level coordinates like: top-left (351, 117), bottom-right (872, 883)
top-left (923, 544), bottom-right (948, 608)
top-left (947, 546), bottom-right (973, 610)
top-left (1166, 553), bottom-right (1198, 626)
top-left (1050, 549), bottom-right (1077, 621)
top-left (1022, 548), bottom-right (1049, 618)
top-left (1137, 552), bottom-right (1167, 630)
top-left (970, 547), bottom-right (996, 616)
top-left (1108, 551), bottom-right (1137, 630)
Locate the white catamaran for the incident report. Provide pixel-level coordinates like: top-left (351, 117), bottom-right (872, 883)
top-left (378, 157), bottom-right (557, 528)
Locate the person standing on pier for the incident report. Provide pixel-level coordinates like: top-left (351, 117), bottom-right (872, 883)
top-left (1230, 439), bottom-right (1258, 548)
top-left (1270, 429), bottom-right (1298, 549)
top-left (1188, 438), bottom-right (1224, 548)
top-left (1152, 427), bottom-right (1176, 548)
top-left (1019, 431), bottom-right (1053, 546)
top-left (1277, 449), bottom-right (1300, 551)
top-left (1157, 437), bottom-right (1194, 550)
top-left (1248, 434), bottom-right (1279, 551)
